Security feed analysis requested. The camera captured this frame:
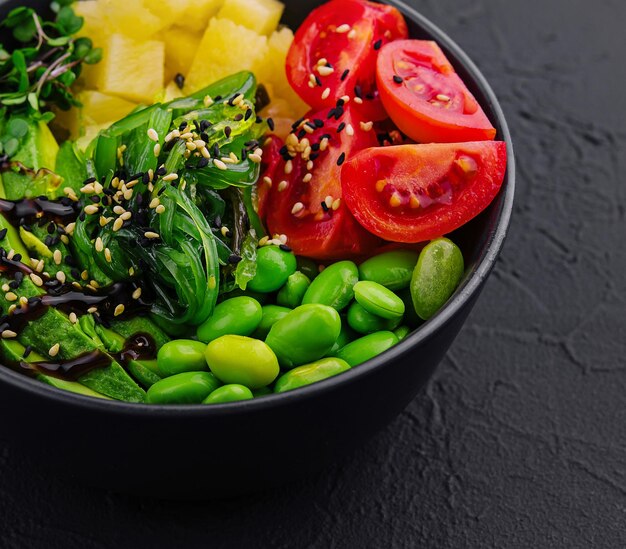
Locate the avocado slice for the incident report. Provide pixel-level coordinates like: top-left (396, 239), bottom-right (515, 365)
top-left (0, 339), bottom-right (111, 400)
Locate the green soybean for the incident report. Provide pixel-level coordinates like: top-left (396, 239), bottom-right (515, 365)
top-left (411, 238), bottom-right (464, 320)
top-left (302, 260), bottom-right (358, 311)
top-left (157, 339), bottom-right (208, 377)
top-left (203, 384), bottom-right (253, 404)
top-left (205, 335), bottom-right (279, 388)
top-left (334, 331), bottom-right (399, 367)
top-left (358, 250), bottom-right (419, 290)
top-left (252, 305), bottom-right (291, 339)
top-left (394, 325), bottom-right (411, 341)
top-left (276, 271), bottom-right (311, 309)
top-left (196, 296), bottom-right (262, 343)
top-left (265, 304), bottom-right (341, 368)
top-left (248, 246), bottom-right (297, 293)
top-left (353, 281), bottom-right (405, 320)
top-left (146, 371), bottom-right (221, 404)
top-left (274, 358), bottom-right (351, 393)
top-left (347, 301), bottom-right (401, 334)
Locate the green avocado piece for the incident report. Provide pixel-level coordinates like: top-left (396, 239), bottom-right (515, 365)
top-left (0, 339), bottom-right (111, 400)
top-left (126, 360), bottom-right (162, 388)
top-left (110, 316), bottom-right (170, 349)
top-left (19, 226), bottom-right (53, 259)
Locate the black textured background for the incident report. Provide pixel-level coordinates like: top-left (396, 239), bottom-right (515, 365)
top-left (1, 0), bottom-right (625, 547)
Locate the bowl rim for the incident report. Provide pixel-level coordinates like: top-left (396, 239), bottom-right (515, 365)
top-left (0, 0), bottom-right (515, 417)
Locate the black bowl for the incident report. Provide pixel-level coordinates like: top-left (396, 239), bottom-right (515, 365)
top-left (0, 0), bottom-right (514, 498)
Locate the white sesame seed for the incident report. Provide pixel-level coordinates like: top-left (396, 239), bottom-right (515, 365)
top-left (162, 173), bottom-right (179, 181)
top-left (316, 57), bottom-right (328, 66)
top-left (332, 198), bottom-right (341, 210)
top-left (279, 234), bottom-right (288, 244)
top-left (353, 97), bottom-right (363, 104)
top-left (120, 211), bottom-right (132, 221)
top-left (221, 226), bottom-right (230, 237)
top-left (341, 95), bottom-right (351, 103)
top-left (80, 183), bottom-right (96, 194)
top-left (7, 305), bottom-right (15, 314)
top-left (153, 143), bottom-right (161, 157)
top-left (436, 93), bottom-right (451, 102)
top-left (291, 202), bottom-right (305, 215)
top-left (317, 66), bottom-right (334, 77)
top-left (200, 147), bottom-right (211, 159)
top-left (321, 87), bottom-right (331, 100)
top-left (147, 128), bottom-right (159, 142)
top-left (2, 330), bottom-right (17, 339)
top-left (99, 216), bottom-right (111, 227)
top-left (284, 160), bottom-right (293, 174)
top-left (303, 173), bottom-right (313, 183)
top-left (258, 236), bottom-right (269, 246)
top-left (360, 121), bottom-right (374, 132)
top-left (113, 218), bottom-right (124, 232)
top-left (104, 248), bottom-right (112, 263)
top-left (6, 250), bottom-right (14, 260)
top-left (1, 284), bottom-right (8, 292)
top-left (221, 156), bottom-right (235, 164)
top-left (149, 198), bottom-right (160, 209)
top-left (320, 138), bottom-right (329, 151)
top-left (248, 153), bottom-right (262, 163)
top-left (52, 249), bottom-right (62, 266)
top-left (56, 271), bottom-right (66, 283)
top-left (179, 132), bottom-right (194, 140)
top-left (35, 259), bottom-right (44, 273)
top-left (132, 287), bottom-right (142, 300)
top-left (203, 95), bottom-right (214, 107)
top-left (94, 182), bottom-right (103, 194)
top-left (144, 232), bottom-right (160, 239)
top-left (64, 222), bottom-right (75, 235)
top-left (263, 176), bottom-right (273, 186)
top-left (186, 142), bottom-right (197, 151)
top-left (128, 267), bottom-right (135, 276)
top-left (346, 124), bottom-right (355, 136)
top-left (48, 343), bottom-right (60, 357)
top-left (155, 205), bottom-right (166, 214)
top-left (213, 159), bottom-right (228, 171)
top-left (5, 292), bottom-right (17, 302)
top-left (194, 140), bottom-right (206, 149)
top-left (114, 304), bottom-right (125, 317)
top-left (336, 24), bottom-right (351, 33)
top-left (347, 29), bottom-right (357, 39)
top-left (87, 307), bottom-right (98, 314)
top-left (84, 204), bottom-right (99, 215)
top-left (72, 282), bottom-right (82, 290)
top-left (19, 296), bottom-right (28, 306)
top-left (69, 312), bottom-right (78, 324)
top-left (123, 189), bottom-right (133, 201)
top-left (29, 273), bottom-right (43, 287)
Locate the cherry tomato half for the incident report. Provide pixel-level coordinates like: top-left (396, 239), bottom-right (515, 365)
top-left (376, 40), bottom-right (497, 143)
top-left (261, 105), bottom-right (381, 260)
top-left (341, 141), bottom-right (507, 243)
top-left (286, 0), bottom-right (408, 121)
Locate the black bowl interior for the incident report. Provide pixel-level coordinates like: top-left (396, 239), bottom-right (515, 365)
top-left (0, 0), bottom-right (514, 497)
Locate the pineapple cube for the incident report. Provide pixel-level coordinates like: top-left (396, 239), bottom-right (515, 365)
top-left (163, 81), bottom-right (184, 102)
top-left (163, 27), bottom-right (203, 82)
top-left (101, 0), bottom-right (166, 38)
top-left (97, 34), bottom-right (165, 104)
top-left (217, 0), bottom-right (284, 36)
top-left (74, 1), bottom-right (107, 89)
top-left (79, 91), bottom-right (137, 126)
top-left (147, 0), bottom-right (225, 34)
top-left (185, 18), bottom-right (269, 94)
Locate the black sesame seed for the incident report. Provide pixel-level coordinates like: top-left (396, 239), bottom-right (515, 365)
top-left (298, 129), bottom-right (307, 139)
top-left (212, 143), bottom-right (220, 157)
top-left (129, 172), bottom-right (143, 181)
top-left (37, 195), bottom-right (48, 201)
top-left (28, 296), bottom-right (40, 306)
top-left (200, 120), bottom-right (211, 132)
top-left (233, 113), bottom-right (244, 121)
top-left (136, 194), bottom-right (144, 206)
top-left (214, 95), bottom-right (223, 102)
top-left (244, 109), bottom-right (253, 121)
top-left (46, 223), bottom-right (55, 234)
top-left (90, 196), bottom-right (101, 203)
top-left (315, 75), bottom-right (322, 87)
top-left (198, 158), bottom-right (209, 169)
top-left (374, 39), bottom-right (382, 50)
top-left (14, 272), bottom-right (23, 285)
top-left (267, 117), bottom-right (275, 131)
top-left (142, 172), bottom-right (151, 184)
top-left (158, 186), bottom-right (167, 196)
top-left (22, 344), bottom-right (33, 359)
top-left (311, 143), bottom-right (320, 152)
top-left (337, 122), bottom-right (346, 133)
top-left (83, 177), bottom-right (97, 185)
top-left (228, 254), bottom-right (242, 264)
top-left (341, 69), bottom-right (350, 81)
top-left (306, 122), bottom-right (317, 131)
top-left (279, 244), bottom-right (292, 252)
top-left (354, 85), bottom-right (362, 98)
top-left (8, 280), bottom-right (18, 289)
top-left (337, 152), bottom-right (346, 166)
top-left (0, 228), bottom-right (8, 241)
top-left (200, 132), bottom-right (210, 142)
top-left (334, 106), bottom-right (344, 120)
top-left (336, 98), bottom-right (345, 108)
top-left (321, 201), bottom-right (329, 212)
top-left (292, 117), bottom-right (304, 129)
top-left (174, 73), bottom-right (185, 89)
top-left (156, 166), bottom-right (167, 176)
top-left (179, 121), bottom-right (188, 131)
top-left (49, 237), bottom-right (60, 247)
top-left (44, 236), bottom-right (53, 247)
top-left (393, 75), bottom-right (403, 84)
top-left (241, 149), bottom-right (248, 161)
top-left (65, 255), bottom-right (76, 267)
top-left (255, 116), bottom-right (263, 124)
top-left (79, 212), bottom-right (86, 222)
top-left (310, 152), bottom-right (320, 161)
top-left (185, 162), bottom-right (196, 170)
top-left (70, 268), bottom-right (80, 279)
top-left (313, 118), bottom-right (324, 128)
top-left (365, 92), bottom-right (375, 100)
top-left (279, 145), bottom-right (289, 155)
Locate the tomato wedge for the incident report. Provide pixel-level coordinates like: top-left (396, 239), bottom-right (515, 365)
top-left (376, 40), bottom-right (497, 143)
top-left (286, 0), bottom-right (408, 121)
top-left (262, 105), bottom-right (381, 259)
top-left (341, 142), bottom-right (507, 243)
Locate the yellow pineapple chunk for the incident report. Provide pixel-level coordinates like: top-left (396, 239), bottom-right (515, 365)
top-left (185, 18), bottom-right (269, 94)
top-left (79, 91), bottom-right (137, 126)
top-left (77, 123), bottom-right (109, 152)
top-left (163, 27), bottom-right (203, 83)
top-left (147, 0), bottom-right (225, 34)
top-left (97, 34), bottom-right (165, 104)
top-left (163, 81), bottom-right (184, 102)
top-left (74, 1), bottom-right (107, 89)
top-left (101, 0), bottom-right (166, 38)
top-left (217, 0), bottom-right (284, 36)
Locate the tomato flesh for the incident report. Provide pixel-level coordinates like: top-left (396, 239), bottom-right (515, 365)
top-left (261, 105), bottom-right (381, 259)
top-left (341, 142), bottom-right (507, 243)
top-left (376, 40), bottom-right (497, 143)
top-left (286, 0), bottom-right (408, 121)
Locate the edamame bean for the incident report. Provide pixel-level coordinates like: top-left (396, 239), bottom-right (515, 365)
top-left (353, 281), bottom-right (405, 320)
top-left (301, 260), bottom-right (358, 311)
top-left (252, 305), bottom-right (291, 339)
top-left (334, 331), bottom-right (399, 366)
top-left (347, 301), bottom-right (401, 334)
top-left (274, 358), bottom-right (351, 393)
top-left (248, 246), bottom-right (297, 293)
top-left (196, 296), bottom-right (262, 343)
top-left (146, 371), bottom-right (221, 404)
top-left (265, 304), bottom-right (341, 368)
top-left (205, 335), bottom-right (279, 388)
top-left (203, 384), bottom-right (253, 404)
top-left (394, 325), bottom-right (411, 341)
top-left (276, 271), bottom-right (311, 309)
top-left (157, 339), bottom-right (208, 377)
top-left (326, 322), bottom-right (357, 356)
top-left (358, 250), bottom-right (419, 290)
top-left (411, 238), bottom-right (464, 320)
